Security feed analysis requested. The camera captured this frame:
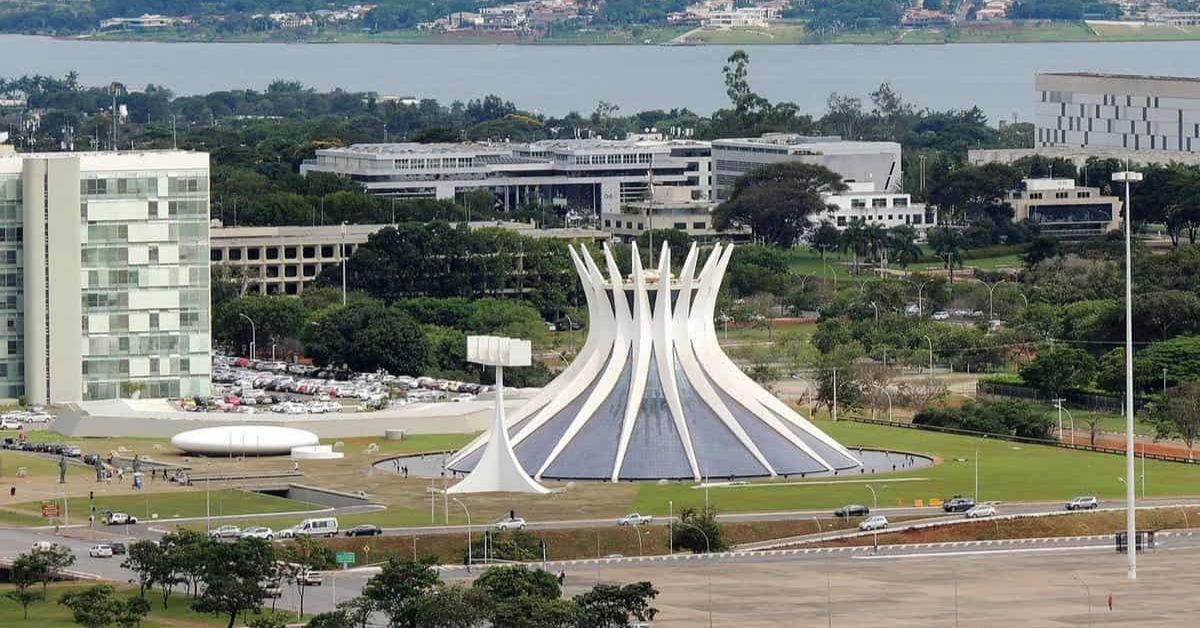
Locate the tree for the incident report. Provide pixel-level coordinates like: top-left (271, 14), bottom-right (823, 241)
top-left (193, 538), bottom-right (275, 628)
top-left (474, 566), bottom-right (574, 628)
top-left (1019, 347), bottom-right (1097, 397)
top-left (634, 229), bottom-right (691, 264)
top-left (5, 552), bottom-right (46, 619)
top-left (59, 585), bottom-right (120, 628)
top-left (887, 225), bottom-right (922, 271)
top-left (305, 301), bottom-right (429, 375)
top-left (1149, 383), bottom-right (1200, 459)
top-left (361, 559), bottom-right (441, 628)
top-left (415, 583), bottom-right (491, 628)
top-left (1133, 290), bottom-right (1200, 341)
top-left (839, 218), bottom-right (870, 275)
top-left (669, 507), bottom-right (727, 553)
top-left (712, 162), bottom-right (847, 247)
top-left (926, 227), bottom-right (966, 281)
top-left (122, 539), bottom-right (176, 607)
top-left (810, 221), bottom-right (842, 263)
top-left (115, 596), bottom-right (151, 628)
top-left (1022, 236), bottom-right (1062, 268)
top-left (277, 536), bottom-right (334, 617)
top-left (39, 544), bottom-right (76, 596)
top-left (212, 295), bottom-right (308, 355)
top-left (575, 582), bottom-right (660, 628)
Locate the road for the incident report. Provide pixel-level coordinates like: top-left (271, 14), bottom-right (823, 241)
top-left (6, 497), bottom-right (1200, 619)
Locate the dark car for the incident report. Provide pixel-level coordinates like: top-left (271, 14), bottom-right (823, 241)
top-left (344, 524), bottom-right (383, 537)
top-left (834, 504), bottom-right (870, 517)
top-left (108, 542), bottom-right (127, 555)
top-left (942, 496), bottom-right (976, 513)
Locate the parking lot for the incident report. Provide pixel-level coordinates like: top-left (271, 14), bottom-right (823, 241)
top-left (203, 354), bottom-right (492, 415)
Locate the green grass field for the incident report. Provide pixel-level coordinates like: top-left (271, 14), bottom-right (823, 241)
top-left (630, 421), bottom-right (1200, 515)
top-left (0, 582), bottom-right (301, 627)
top-left (783, 247), bottom-right (1022, 278)
top-left (10, 488), bottom-right (318, 523)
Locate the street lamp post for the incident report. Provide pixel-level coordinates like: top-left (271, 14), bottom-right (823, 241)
top-left (668, 500), bottom-right (673, 556)
top-left (912, 279), bottom-right (932, 317)
top-left (871, 383), bottom-right (893, 421)
top-left (865, 484), bottom-right (878, 510)
top-left (975, 278), bottom-right (1004, 321)
top-left (238, 313), bottom-right (256, 360)
top-left (1114, 168), bottom-right (1143, 581)
top-left (1073, 573), bottom-right (1092, 627)
top-left (676, 522), bottom-right (713, 628)
top-left (340, 221), bottom-right (348, 306)
top-left (923, 334), bottom-right (934, 384)
top-left (452, 498), bottom-right (472, 570)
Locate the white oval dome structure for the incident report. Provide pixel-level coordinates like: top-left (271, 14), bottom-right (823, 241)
top-left (171, 425), bottom-right (320, 456)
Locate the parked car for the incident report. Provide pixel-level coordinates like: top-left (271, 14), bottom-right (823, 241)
top-left (240, 526), bottom-right (274, 540)
top-left (834, 504), bottom-right (870, 518)
top-left (293, 517), bottom-right (339, 538)
top-left (89, 545), bottom-right (114, 558)
top-left (858, 515), bottom-right (889, 531)
top-left (964, 504), bottom-right (997, 518)
top-left (493, 516), bottom-right (527, 531)
top-left (103, 512), bottom-right (137, 525)
top-left (108, 542), bottom-right (127, 556)
top-left (276, 525), bottom-right (300, 540)
top-left (210, 525), bottom-right (242, 539)
top-left (942, 496), bottom-right (976, 513)
top-left (1066, 496), bottom-right (1099, 511)
top-left (617, 513), bottom-right (654, 526)
top-left (931, 311), bottom-right (950, 321)
top-left (0, 418), bottom-right (22, 430)
top-left (344, 524), bottom-right (383, 537)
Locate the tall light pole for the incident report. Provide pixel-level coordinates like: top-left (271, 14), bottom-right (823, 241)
top-left (911, 278), bottom-right (932, 317)
top-left (238, 313), bottom-right (256, 359)
top-left (975, 278), bottom-right (1004, 321)
top-left (451, 498), bottom-right (472, 570)
top-left (923, 334), bottom-right (934, 384)
top-left (1113, 168), bottom-right (1142, 581)
top-left (340, 221), bottom-right (348, 306)
top-left (676, 522), bottom-right (713, 628)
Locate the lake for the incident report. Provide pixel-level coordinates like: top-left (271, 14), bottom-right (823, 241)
top-left (1, 35), bottom-right (1199, 123)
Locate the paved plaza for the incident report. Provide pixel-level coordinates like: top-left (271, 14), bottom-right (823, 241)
top-left (563, 544), bottom-right (1200, 626)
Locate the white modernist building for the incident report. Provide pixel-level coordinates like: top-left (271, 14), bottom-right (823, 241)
top-left (446, 243), bottom-right (860, 481)
top-left (170, 425), bottom-right (319, 456)
top-left (300, 138), bottom-right (712, 216)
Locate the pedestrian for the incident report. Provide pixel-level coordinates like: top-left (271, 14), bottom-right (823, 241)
top-left (1107, 593), bottom-right (1113, 611)
top-left (558, 571), bottom-right (565, 586)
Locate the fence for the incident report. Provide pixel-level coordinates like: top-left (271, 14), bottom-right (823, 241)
top-left (850, 417), bottom-right (1200, 465)
top-left (976, 381), bottom-right (1150, 413)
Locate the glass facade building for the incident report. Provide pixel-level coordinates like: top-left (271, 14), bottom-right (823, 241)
top-left (0, 151), bottom-right (210, 403)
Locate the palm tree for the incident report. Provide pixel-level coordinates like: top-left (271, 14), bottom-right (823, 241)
top-left (839, 218), bottom-right (869, 275)
top-left (888, 225), bottom-right (923, 272)
top-left (927, 226), bottom-right (966, 282)
top-left (864, 223), bottom-right (889, 271)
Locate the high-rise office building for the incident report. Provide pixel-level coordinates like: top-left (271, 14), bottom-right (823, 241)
top-left (0, 150), bottom-right (211, 404)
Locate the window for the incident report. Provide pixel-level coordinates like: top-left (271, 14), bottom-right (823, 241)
top-left (247, 248), bottom-right (261, 261)
top-left (284, 247), bottom-right (298, 259)
top-left (604, 220), bottom-right (611, 227)
top-left (210, 249), bottom-right (223, 262)
top-left (266, 248), bottom-right (280, 260)
top-left (1055, 192), bottom-right (1069, 199)
top-left (673, 222), bottom-right (687, 230)
top-left (303, 246), bottom-right (316, 259)
top-left (836, 216), bottom-right (847, 227)
top-left (321, 245), bottom-right (334, 257)
top-left (894, 198), bottom-right (908, 208)
top-left (872, 198), bottom-right (888, 209)
top-left (851, 199), bottom-right (866, 209)
top-left (693, 222), bottom-right (705, 229)
top-left (285, 266), bottom-right (298, 277)
top-left (1077, 191), bottom-right (1091, 198)
top-left (229, 249), bottom-right (242, 261)
top-left (1029, 193), bottom-right (1043, 200)
top-left (149, 313), bottom-right (159, 330)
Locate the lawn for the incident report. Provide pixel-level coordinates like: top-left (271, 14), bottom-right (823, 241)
top-left (0, 582), bottom-right (300, 628)
top-left (630, 420), bottom-right (1200, 516)
top-left (9, 488), bottom-right (318, 523)
top-left (783, 247), bottom-right (1023, 278)
top-left (338, 433), bottom-right (478, 456)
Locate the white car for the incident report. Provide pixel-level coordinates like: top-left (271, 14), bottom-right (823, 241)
top-left (104, 512), bottom-right (137, 525)
top-left (617, 513), bottom-right (654, 526)
top-left (210, 525), bottom-right (242, 539)
top-left (1066, 496), bottom-right (1099, 511)
top-left (858, 515), bottom-right (889, 531)
top-left (276, 525), bottom-right (300, 539)
top-left (240, 526), bottom-right (274, 540)
top-left (89, 544), bottom-right (114, 558)
top-left (931, 311), bottom-right (950, 321)
top-left (964, 504), bottom-right (997, 518)
top-left (0, 418), bottom-right (22, 430)
top-left (493, 517), bottom-right (527, 531)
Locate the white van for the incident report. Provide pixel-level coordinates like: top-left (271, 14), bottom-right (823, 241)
top-left (294, 517), bottom-right (339, 538)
